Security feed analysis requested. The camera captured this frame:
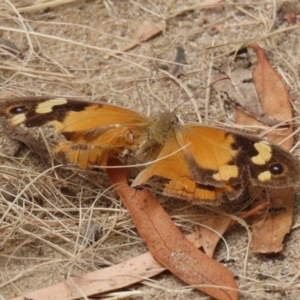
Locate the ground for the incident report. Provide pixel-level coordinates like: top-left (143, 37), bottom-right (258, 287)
top-left (1, 0), bottom-right (300, 299)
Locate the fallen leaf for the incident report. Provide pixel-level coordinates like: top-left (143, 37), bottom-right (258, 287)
top-left (196, 216), bottom-right (232, 258)
top-left (236, 43), bottom-right (295, 253)
top-left (120, 19), bottom-right (165, 53)
top-left (277, 1), bottom-right (300, 24)
top-left (107, 159), bottom-right (238, 300)
top-left (195, 202), bottom-right (271, 258)
top-left (9, 251), bottom-right (165, 300)
top-left (9, 232), bottom-right (213, 300)
top-left (248, 43), bottom-right (293, 148)
top-left (249, 186), bottom-right (294, 253)
top-left (211, 50), bottom-right (280, 126)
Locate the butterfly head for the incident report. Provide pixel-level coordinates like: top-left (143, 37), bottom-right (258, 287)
top-left (148, 112), bottom-right (178, 144)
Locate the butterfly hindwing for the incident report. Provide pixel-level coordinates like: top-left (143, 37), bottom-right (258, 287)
top-left (131, 137), bottom-right (229, 205)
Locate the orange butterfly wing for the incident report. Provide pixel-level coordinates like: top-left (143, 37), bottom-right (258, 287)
top-left (132, 136), bottom-right (232, 205)
top-left (133, 123), bottom-right (300, 204)
top-left (2, 97), bottom-right (150, 168)
top-left (179, 125), bottom-right (299, 188)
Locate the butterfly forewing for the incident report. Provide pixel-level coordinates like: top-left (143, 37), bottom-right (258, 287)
top-left (1, 97), bottom-right (148, 131)
top-left (178, 124), bottom-right (300, 190)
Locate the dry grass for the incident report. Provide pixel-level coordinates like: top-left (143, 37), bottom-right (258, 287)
top-left (1, 0), bottom-right (300, 299)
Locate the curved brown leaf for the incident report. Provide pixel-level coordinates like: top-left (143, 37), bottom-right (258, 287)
top-left (107, 159), bottom-right (238, 300)
top-left (249, 43), bottom-right (293, 148)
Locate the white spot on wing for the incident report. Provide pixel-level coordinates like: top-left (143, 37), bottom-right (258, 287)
top-left (251, 142), bottom-right (272, 165)
top-left (213, 165), bottom-right (239, 181)
top-left (258, 171), bottom-right (272, 182)
top-left (36, 98), bottom-right (67, 114)
top-left (11, 113), bottom-right (26, 125)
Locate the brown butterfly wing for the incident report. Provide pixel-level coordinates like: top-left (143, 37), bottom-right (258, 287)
top-left (0, 97), bottom-right (150, 167)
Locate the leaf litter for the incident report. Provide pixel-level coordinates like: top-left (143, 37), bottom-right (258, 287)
top-left (1, 1), bottom-right (300, 299)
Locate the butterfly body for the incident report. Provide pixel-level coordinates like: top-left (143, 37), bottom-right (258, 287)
top-left (0, 97), bottom-right (299, 205)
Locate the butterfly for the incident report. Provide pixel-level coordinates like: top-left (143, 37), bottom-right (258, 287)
top-left (0, 97), bottom-right (299, 205)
